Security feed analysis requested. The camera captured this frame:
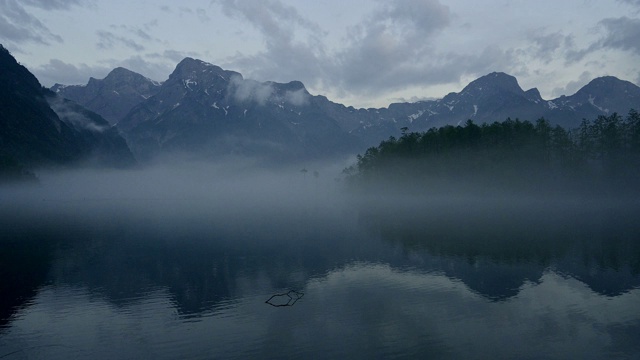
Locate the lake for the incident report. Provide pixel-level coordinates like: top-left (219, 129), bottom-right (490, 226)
top-left (1, 165), bottom-right (639, 359)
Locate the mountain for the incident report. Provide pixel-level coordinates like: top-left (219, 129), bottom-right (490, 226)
top-left (52, 67), bottom-right (161, 125)
top-left (118, 57), bottom-right (359, 161)
top-left (544, 76), bottom-right (640, 127)
top-left (339, 72), bottom-right (640, 138)
top-left (52, 62), bottom-right (640, 160)
top-left (0, 44), bottom-right (135, 178)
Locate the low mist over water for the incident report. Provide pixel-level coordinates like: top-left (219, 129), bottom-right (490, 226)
top-left (1, 160), bottom-right (640, 359)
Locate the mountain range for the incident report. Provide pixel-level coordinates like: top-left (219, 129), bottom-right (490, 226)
top-left (0, 45), bottom-right (135, 179)
top-left (2, 44), bottom-right (639, 171)
top-left (56, 58), bottom-right (360, 162)
top-left (54, 57), bottom-right (640, 163)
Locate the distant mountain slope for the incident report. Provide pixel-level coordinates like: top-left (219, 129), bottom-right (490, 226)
top-left (52, 61), bottom-right (640, 157)
top-left (544, 76), bottom-right (640, 127)
top-left (341, 72), bottom-right (640, 138)
top-left (0, 45), bottom-right (135, 175)
top-left (52, 67), bottom-right (161, 125)
top-left (119, 58), bottom-right (359, 161)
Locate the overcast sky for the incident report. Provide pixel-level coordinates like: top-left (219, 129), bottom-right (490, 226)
top-left (2, 0), bottom-right (639, 108)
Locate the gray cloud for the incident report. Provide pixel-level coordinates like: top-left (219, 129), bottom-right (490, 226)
top-left (212, 0), bottom-right (328, 88)
top-left (528, 32), bottom-right (574, 64)
top-left (215, 0), bottom-right (520, 100)
top-left (228, 75), bottom-right (311, 107)
top-left (230, 76), bottom-right (275, 105)
top-left (147, 49), bottom-right (204, 63)
top-left (103, 56), bottom-right (172, 83)
top-left (551, 71), bottom-right (593, 97)
top-left (96, 30), bottom-right (145, 51)
top-left (215, 0), bottom-right (467, 98)
top-left (113, 23), bottom-right (163, 43)
top-left (0, 0), bottom-right (63, 47)
top-left (332, 0), bottom-right (454, 92)
top-left (196, 8), bottom-right (211, 22)
top-left (32, 56), bottom-right (172, 87)
top-left (564, 45), bottom-right (593, 64)
top-left (617, 0), bottom-right (640, 7)
top-left (0, 0), bottom-right (91, 50)
top-left (21, 0), bottom-right (90, 10)
top-left (598, 17), bottom-right (640, 54)
top-left (32, 59), bottom-right (112, 86)
top-left (564, 16), bottom-right (640, 64)
top-left (48, 96), bottom-right (109, 133)
top-left (211, 1), bottom-right (639, 106)
top-left (214, 0), bottom-right (324, 38)
top-left (132, 28), bottom-right (152, 41)
top-left (283, 88), bottom-right (309, 106)
top-left (391, 95), bottom-right (438, 104)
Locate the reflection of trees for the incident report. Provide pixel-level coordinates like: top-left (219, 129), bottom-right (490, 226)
top-left (359, 198), bottom-right (640, 299)
top-left (49, 235), bottom-right (275, 315)
top-left (20, 206), bottom-right (366, 318)
top-left (0, 223), bottom-right (57, 331)
top-left (2, 194), bottom-right (638, 329)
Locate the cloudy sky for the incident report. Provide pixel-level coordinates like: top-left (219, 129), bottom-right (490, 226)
top-left (2, 0), bottom-right (639, 108)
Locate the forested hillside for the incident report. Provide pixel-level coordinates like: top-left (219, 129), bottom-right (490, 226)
top-left (345, 110), bottom-right (640, 194)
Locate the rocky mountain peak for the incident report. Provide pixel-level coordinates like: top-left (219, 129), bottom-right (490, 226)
top-left (52, 66), bottom-right (161, 125)
top-left (524, 88), bottom-right (543, 103)
top-left (108, 66), bottom-right (135, 76)
top-left (575, 76), bottom-right (640, 98)
top-left (171, 57), bottom-right (240, 82)
top-left (461, 72), bottom-right (524, 97)
top-left (561, 76), bottom-right (640, 116)
top-left (102, 67), bottom-right (154, 85)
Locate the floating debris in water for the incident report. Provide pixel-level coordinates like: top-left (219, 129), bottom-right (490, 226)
top-left (265, 290), bottom-right (304, 307)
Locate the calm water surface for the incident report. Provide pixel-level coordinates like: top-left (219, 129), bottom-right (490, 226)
top-left (1, 168), bottom-right (639, 359)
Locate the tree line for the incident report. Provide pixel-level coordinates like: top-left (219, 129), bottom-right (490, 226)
top-left (344, 110), bottom-right (640, 193)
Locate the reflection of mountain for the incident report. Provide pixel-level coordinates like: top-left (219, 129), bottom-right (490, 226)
top-left (1, 195), bottom-right (638, 325)
top-left (0, 203), bottom-right (371, 317)
top-left (0, 225), bottom-right (56, 330)
top-left (361, 196), bottom-right (640, 300)
top-left (51, 236), bottom-right (245, 314)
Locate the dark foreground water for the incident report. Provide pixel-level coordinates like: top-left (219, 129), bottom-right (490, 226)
top-left (1, 167), bottom-right (639, 359)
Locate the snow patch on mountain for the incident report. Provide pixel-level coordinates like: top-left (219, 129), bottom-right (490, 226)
top-left (407, 110), bottom-right (424, 123)
top-left (183, 79), bottom-right (197, 90)
top-left (588, 95), bottom-right (609, 113)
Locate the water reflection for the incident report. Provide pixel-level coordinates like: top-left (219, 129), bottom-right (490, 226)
top-left (358, 194), bottom-right (640, 299)
top-left (1, 191), bottom-right (639, 358)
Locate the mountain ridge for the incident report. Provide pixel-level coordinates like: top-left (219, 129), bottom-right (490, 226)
top-left (0, 44), bottom-right (136, 175)
top-left (53, 66), bottom-right (162, 125)
top-left (50, 57), bottom-right (640, 161)
top-left (117, 57), bottom-right (357, 161)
